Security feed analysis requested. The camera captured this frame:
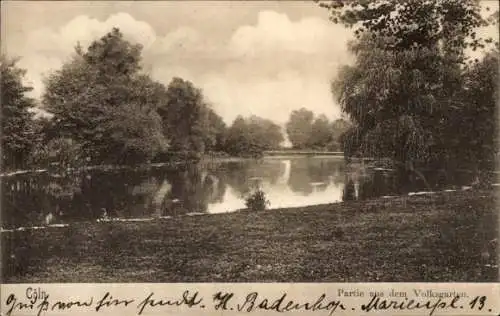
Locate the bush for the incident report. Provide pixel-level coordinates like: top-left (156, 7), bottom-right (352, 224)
top-left (30, 137), bottom-right (83, 169)
top-left (244, 189), bottom-right (270, 211)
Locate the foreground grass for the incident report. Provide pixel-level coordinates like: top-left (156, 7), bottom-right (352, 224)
top-left (2, 188), bottom-right (498, 282)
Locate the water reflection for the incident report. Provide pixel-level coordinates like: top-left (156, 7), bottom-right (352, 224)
top-left (1, 157), bottom-right (478, 229)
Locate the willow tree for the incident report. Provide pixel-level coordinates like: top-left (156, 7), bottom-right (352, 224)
top-left (321, 0), bottom-right (495, 169)
top-left (458, 49), bottom-right (499, 170)
top-left (334, 36), bottom-right (442, 164)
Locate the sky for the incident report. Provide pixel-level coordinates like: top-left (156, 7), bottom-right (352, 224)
top-left (1, 1), bottom-right (498, 124)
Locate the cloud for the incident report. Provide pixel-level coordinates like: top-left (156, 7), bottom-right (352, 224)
top-left (26, 12), bottom-right (157, 54)
top-left (12, 10), bottom-right (353, 124)
top-left (229, 11), bottom-right (350, 57)
top-left (8, 2), bottom-right (499, 126)
top-left (197, 10), bottom-right (353, 123)
top-left (15, 13), bottom-right (158, 97)
top-left (153, 26), bottom-right (200, 53)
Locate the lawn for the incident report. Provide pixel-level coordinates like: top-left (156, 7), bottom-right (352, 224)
top-left (2, 188), bottom-right (497, 282)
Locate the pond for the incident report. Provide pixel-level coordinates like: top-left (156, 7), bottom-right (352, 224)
top-left (1, 156), bottom-right (479, 229)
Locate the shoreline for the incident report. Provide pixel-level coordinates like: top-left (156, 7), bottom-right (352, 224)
top-left (2, 187), bottom-right (497, 282)
top-left (0, 181), bottom-right (489, 233)
top-left (2, 154), bottom-right (496, 177)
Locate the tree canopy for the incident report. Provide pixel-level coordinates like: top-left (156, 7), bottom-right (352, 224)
top-left (43, 28), bottom-right (169, 164)
top-left (37, 28), bottom-right (289, 165)
top-left (286, 108), bottom-right (314, 149)
top-left (225, 115), bottom-right (284, 156)
top-left (457, 49), bottom-right (498, 169)
top-left (317, 0), bottom-right (494, 51)
top-left (157, 77), bottom-right (216, 158)
top-left (285, 108), bottom-right (351, 150)
top-left (321, 0), bottom-right (499, 170)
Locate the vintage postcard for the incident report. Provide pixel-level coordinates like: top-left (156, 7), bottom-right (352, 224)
top-left (1, 1), bottom-right (499, 315)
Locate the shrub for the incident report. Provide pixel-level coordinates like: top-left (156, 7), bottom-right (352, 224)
top-left (30, 137), bottom-right (83, 169)
top-left (244, 189), bottom-right (270, 211)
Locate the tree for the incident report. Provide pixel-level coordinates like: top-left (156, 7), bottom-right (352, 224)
top-left (322, 0), bottom-right (495, 170)
top-left (317, 0), bottom-right (491, 51)
top-left (106, 104), bottom-right (168, 164)
top-left (285, 109), bottom-right (351, 151)
top-left (157, 78), bottom-right (228, 157)
top-left (247, 115), bottom-right (284, 150)
top-left (43, 137), bottom-right (84, 169)
top-left (333, 36), bottom-right (438, 163)
top-left (1, 56), bottom-right (37, 170)
top-left (224, 115), bottom-right (283, 156)
top-left (307, 114), bottom-right (332, 149)
top-left (204, 108), bottom-right (227, 152)
top-left (456, 49), bottom-right (499, 170)
top-left (158, 77), bottom-right (208, 157)
top-left (328, 118), bottom-right (351, 151)
top-left (43, 28), bottom-right (168, 164)
top-left (224, 116), bottom-right (250, 156)
top-left (285, 108), bottom-right (314, 149)
top-left (84, 28), bottom-right (142, 78)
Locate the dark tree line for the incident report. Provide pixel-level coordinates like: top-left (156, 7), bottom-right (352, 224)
top-left (1, 28), bottom-right (287, 170)
top-left (318, 0), bottom-right (499, 173)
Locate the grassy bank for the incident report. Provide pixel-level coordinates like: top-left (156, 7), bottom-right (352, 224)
top-left (2, 188), bottom-right (498, 282)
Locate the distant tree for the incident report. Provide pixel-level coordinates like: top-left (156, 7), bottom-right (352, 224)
top-left (202, 107), bottom-right (227, 153)
top-left (43, 28), bottom-right (168, 164)
top-left (328, 118), bottom-right (351, 151)
top-left (307, 114), bottom-right (332, 149)
top-left (286, 109), bottom-right (350, 151)
top-left (1, 56), bottom-right (37, 170)
top-left (196, 104), bottom-right (227, 152)
top-left (224, 115), bottom-right (283, 156)
top-left (285, 108), bottom-right (314, 149)
top-left (224, 116), bottom-right (250, 156)
top-left (247, 115), bottom-right (284, 150)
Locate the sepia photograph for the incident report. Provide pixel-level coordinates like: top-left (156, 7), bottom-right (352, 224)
top-left (1, 0), bottom-right (499, 284)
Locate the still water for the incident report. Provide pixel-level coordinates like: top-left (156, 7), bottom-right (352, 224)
top-left (1, 157), bottom-right (477, 229)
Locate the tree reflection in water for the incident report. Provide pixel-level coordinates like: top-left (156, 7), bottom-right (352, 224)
top-left (1, 158), bottom-right (479, 229)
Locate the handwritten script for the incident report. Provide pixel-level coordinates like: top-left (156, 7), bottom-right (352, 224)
top-left (2, 287), bottom-right (497, 316)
